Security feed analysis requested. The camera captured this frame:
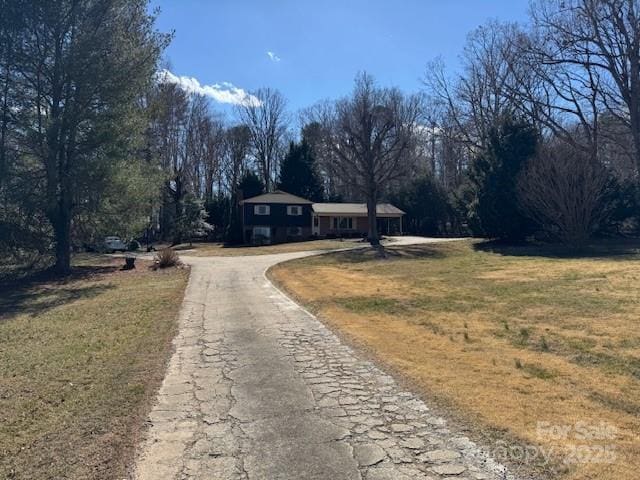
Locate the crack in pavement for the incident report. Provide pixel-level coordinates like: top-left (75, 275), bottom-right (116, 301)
top-left (134, 238), bottom-right (520, 480)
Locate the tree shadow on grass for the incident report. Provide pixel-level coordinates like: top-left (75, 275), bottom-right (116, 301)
top-left (328, 244), bottom-right (449, 264)
top-left (473, 238), bottom-right (640, 260)
top-left (0, 265), bottom-right (118, 320)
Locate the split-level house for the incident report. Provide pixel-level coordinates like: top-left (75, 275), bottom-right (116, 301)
top-left (240, 190), bottom-right (405, 244)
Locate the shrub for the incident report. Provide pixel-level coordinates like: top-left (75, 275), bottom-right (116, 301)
top-left (519, 141), bottom-right (613, 246)
top-left (154, 248), bottom-right (180, 269)
top-left (128, 240), bottom-right (140, 251)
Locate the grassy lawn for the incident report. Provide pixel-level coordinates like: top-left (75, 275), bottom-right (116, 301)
top-left (0, 256), bottom-right (188, 480)
top-left (269, 240), bottom-right (640, 480)
top-left (171, 238), bottom-right (355, 256)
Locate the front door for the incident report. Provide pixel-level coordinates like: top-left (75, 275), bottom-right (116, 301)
top-left (312, 215), bottom-right (320, 236)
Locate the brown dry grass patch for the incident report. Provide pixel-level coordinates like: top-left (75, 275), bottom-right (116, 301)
top-left (0, 256), bottom-right (188, 480)
top-left (269, 240), bottom-right (640, 480)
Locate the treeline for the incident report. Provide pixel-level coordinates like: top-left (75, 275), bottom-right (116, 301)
top-left (2, 0), bottom-right (640, 274)
top-left (420, 1), bottom-right (640, 245)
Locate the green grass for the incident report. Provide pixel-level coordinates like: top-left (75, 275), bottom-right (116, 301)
top-left (520, 362), bottom-right (557, 380)
top-left (334, 296), bottom-right (403, 314)
top-left (0, 257), bottom-right (188, 480)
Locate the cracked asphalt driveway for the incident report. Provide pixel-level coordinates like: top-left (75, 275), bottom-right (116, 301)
top-left (134, 239), bottom-right (515, 480)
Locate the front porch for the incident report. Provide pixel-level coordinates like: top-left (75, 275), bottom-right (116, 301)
top-left (312, 214), bottom-right (403, 237)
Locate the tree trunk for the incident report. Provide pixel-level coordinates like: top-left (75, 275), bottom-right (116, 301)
top-left (262, 161), bottom-right (271, 192)
top-left (205, 170), bottom-right (213, 201)
top-left (366, 188), bottom-right (380, 246)
top-left (630, 104), bottom-right (640, 177)
top-left (0, 45), bottom-right (11, 182)
top-left (51, 207), bottom-right (72, 274)
top-left (172, 176), bottom-right (183, 245)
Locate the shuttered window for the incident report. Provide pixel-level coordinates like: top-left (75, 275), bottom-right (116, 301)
top-left (287, 205), bottom-right (302, 215)
top-left (254, 205), bottom-right (270, 215)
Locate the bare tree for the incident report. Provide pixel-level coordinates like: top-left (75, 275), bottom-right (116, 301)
top-left (301, 120), bottom-right (357, 201)
top-left (308, 73), bottom-right (423, 246)
top-left (236, 88), bottom-right (288, 191)
top-left (149, 82), bottom-right (190, 242)
top-left (424, 22), bottom-right (523, 154)
top-left (437, 112), bottom-right (471, 190)
top-left (530, 0), bottom-right (640, 174)
top-left (201, 116), bottom-right (225, 201)
top-left (222, 124), bottom-right (252, 198)
top-left (183, 95), bottom-right (224, 200)
top-left (519, 140), bottom-right (612, 245)
top-left (505, 9), bottom-right (603, 161)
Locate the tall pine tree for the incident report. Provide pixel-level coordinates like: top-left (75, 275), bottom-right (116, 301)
top-left (238, 171), bottom-right (265, 199)
top-left (278, 140), bottom-right (324, 201)
top-left (460, 117), bottom-right (539, 242)
top-left (4, 0), bottom-right (168, 272)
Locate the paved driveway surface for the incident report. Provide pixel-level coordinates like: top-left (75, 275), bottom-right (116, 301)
top-left (134, 238), bottom-right (515, 480)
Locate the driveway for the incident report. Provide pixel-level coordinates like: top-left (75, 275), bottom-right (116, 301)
top-left (134, 238), bottom-right (514, 480)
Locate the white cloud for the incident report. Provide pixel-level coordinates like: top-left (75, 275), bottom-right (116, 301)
top-left (266, 51), bottom-right (281, 63)
top-left (156, 69), bottom-right (261, 107)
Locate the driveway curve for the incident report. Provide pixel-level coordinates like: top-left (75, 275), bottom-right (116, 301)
top-left (134, 237), bottom-right (515, 480)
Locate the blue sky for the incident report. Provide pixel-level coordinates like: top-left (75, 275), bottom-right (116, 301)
top-left (150, 1), bottom-right (530, 114)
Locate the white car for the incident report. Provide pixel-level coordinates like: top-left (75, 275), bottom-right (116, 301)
top-left (103, 236), bottom-right (127, 253)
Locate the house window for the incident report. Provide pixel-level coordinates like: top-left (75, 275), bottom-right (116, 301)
top-left (287, 226), bottom-right (302, 236)
top-left (313, 216), bottom-right (319, 227)
top-left (254, 205), bottom-right (270, 215)
top-left (253, 226), bottom-right (271, 240)
top-left (332, 217), bottom-right (354, 229)
top-left (287, 205), bottom-right (302, 216)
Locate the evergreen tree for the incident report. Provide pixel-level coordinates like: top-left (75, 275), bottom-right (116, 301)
top-left (205, 194), bottom-right (231, 241)
top-left (176, 194), bottom-right (212, 246)
top-left (278, 140), bottom-right (324, 201)
top-left (238, 171), bottom-right (265, 199)
top-left (460, 117), bottom-right (539, 242)
top-left (391, 175), bottom-right (454, 236)
top-left (1, 0), bottom-right (168, 272)
top-left (225, 171), bottom-right (265, 245)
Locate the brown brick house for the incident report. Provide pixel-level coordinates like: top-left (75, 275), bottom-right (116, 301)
top-left (311, 203), bottom-right (404, 237)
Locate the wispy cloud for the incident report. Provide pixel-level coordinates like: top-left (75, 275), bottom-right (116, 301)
top-left (157, 69), bottom-right (261, 107)
top-left (266, 51), bottom-right (281, 63)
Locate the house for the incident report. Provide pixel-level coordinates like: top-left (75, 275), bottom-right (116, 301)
top-left (240, 190), bottom-right (405, 244)
top-left (240, 191), bottom-right (314, 244)
top-left (311, 202), bottom-right (404, 237)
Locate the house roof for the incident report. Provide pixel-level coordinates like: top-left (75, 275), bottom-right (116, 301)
top-left (240, 190), bottom-right (313, 205)
top-left (312, 203), bottom-right (405, 216)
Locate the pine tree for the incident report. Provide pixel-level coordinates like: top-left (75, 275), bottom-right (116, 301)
top-left (238, 171), bottom-right (265, 199)
top-left (226, 171), bottom-right (265, 245)
top-left (460, 117), bottom-right (539, 242)
top-left (278, 140), bottom-right (324, 201)
top-left (176, 194), bottom-right (212, 246)
top-left (3, 0), bottom-right (168, 272)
